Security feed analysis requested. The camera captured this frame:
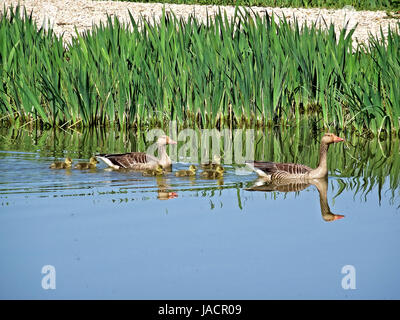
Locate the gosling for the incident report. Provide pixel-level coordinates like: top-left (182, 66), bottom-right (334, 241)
top-left (74, 157), bottom-right (99, 170)
top-left (201, 155), bottom-right (221, 169)
top-left (50, 157), bottom-right (73, 169)
top-left (200, 166), bottom-right (224, 179)
top-left (201, 163), bottom-right (224, 170)
top-left (175, 165), bottom-right (197, 177)
top-left (142, 165), bottom-right (164, 177)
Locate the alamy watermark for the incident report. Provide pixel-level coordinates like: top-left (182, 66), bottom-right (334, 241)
top-left (341, 265), bottom-right (356, 290)
top-left (144, 122), bottom-right (255, 174)
top-left (41, 265), bottom-right (56, 290)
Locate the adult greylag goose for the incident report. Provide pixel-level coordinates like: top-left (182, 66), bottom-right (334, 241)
top-left (97, 135), bottom-right (177, 170)
top-left (246, 133), bottom-right (344, 181)
top-left (246, 177), bottom-right (344, 222)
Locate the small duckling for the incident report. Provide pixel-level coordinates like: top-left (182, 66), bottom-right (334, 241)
top-left (74, 157), bottom-right (99, 170)
top-left (200, 166), bottom-right (224, 179)
top-left (142, 165), bottom-right (164, 177)
top-left (175, 165), bottom-right (197, 177)
top-left (50, 157), bottom-right (73, 169)
top-left (201, 155), bottom-right (221, 169)
top-left (201, 163), bottom-right (224, 171)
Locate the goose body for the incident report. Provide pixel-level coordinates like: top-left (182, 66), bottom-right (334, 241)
top-left (74, 157), bottom-right (99, 170)
top-left (175, 165), bottom-right (197, 177)
top-left (50, 157), bottom-right (73, 169)
top-left (246, 133), bottom-right (344, 181)
top-left (97, 135), bottom-right (177, 170)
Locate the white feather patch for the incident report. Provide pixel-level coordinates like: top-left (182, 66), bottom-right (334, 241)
top-left (245, 162), bottom-right (269, 178)
top-left (97, 156), bottom-right (120, 169)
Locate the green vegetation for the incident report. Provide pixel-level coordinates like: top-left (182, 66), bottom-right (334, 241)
top-left (1, 5), bottom-right (400, 135)
top-left (118, 0), bottom-right (400, 11)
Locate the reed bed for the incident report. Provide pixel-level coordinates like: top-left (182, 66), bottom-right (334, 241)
top-left (1, 5), bottom-right (400, 135)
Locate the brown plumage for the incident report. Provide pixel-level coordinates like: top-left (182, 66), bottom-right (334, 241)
top-left (246, 133), bottom-right (344, 181)
top-left (96, 135), bottom-right (177, 170)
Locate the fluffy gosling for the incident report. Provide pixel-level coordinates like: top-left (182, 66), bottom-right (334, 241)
top-left (74, 157), bottom-right (99, 169)
top-left (50, 157), bottom-right (73, 169)
top-left (175, 165), bottom-right (197, 177)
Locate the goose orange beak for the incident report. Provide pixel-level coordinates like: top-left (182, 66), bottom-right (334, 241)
top-left (333, 214), bottom-right (345, 220)
top-left (333, 135), bottom-right (344, 143)
top-left (167, 137), bottom-right (177, 145)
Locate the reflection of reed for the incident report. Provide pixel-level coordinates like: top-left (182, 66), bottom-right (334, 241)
top-left (246, 177), bottom-right (344, 222)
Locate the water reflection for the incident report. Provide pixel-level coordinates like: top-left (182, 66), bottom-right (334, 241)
top-left (155, 176), bottom-right (178, 200)
top-left (246, 177), bottom-right (345, 222)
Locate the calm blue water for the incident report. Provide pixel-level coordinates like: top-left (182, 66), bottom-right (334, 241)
top-left (0, 147), bottom-right (399, 299)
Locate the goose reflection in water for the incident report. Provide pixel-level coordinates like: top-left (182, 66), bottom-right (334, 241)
top-left (155, 176), bottom-right (178, 200)
top-left (245, 177), bottom-right (344, 222)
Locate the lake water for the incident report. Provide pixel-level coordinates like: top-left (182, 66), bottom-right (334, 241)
top-left (0, 127), bottom-right (399, 299)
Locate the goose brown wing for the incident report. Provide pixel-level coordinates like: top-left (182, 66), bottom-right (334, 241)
top-left (253, 161), bottom-right (311, 175)
top-left (252, 161), bottom-right (279, 175)
top-left (274, 162), bottom-right (312, 175)
top-left (98, 152), bottom-right (158, 168)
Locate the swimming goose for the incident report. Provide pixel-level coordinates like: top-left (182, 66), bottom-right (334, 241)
top-left (175, 165), bottom-right (197, 177)
top-left (74, 157), bottom-right (99, 169)
top-left (246, 133), bottom-right (344, 181)
top-left (97, 135), bottom-right (177, 170)
top-left (50, 157), bottom-right (73, 169)
top-left (200, 166), bottom-right (224, 179)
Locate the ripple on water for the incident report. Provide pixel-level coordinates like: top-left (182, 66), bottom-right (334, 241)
top-left (0, 151), bottom-right (250, 201)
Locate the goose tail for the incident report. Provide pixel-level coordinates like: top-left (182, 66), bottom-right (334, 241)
top-left (245, 161), bottom-right (269, 178)
top-left (96, 154), bottom-right (120, 169)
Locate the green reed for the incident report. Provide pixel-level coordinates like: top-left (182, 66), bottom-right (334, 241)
top-left (1, 6), bottom-right (400, 134)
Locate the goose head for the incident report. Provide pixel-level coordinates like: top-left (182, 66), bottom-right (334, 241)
top-left (189, 165), bottom-right (197, 172)
top-left (65, 157), bottom-right (73, 165)
top-left (322, 133), bottom-right (344, 145)
top-left (157, 135), bottom-right (177, 146)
